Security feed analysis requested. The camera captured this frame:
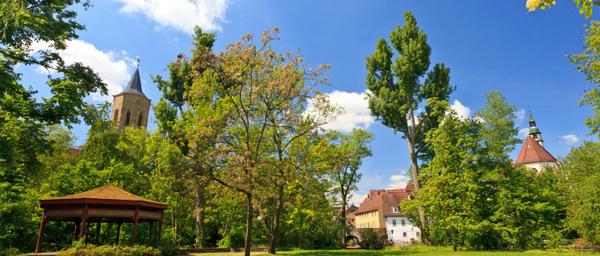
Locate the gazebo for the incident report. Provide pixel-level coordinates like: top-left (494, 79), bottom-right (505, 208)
top-left (35, 185), bottom-right (167, 253)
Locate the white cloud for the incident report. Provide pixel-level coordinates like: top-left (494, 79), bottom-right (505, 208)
top-left (515, 109), bottom-right (526, 123)
top-left (349, 193), bottom-right (367, 207)
top-left (519, 127), bottom-right (530, 138)
top-left (561, 134), bottom-right (579, 145)
top-left (116, 0), bottom-right (230, 34)
top-left (307, 90), bottom-right (375, 132)
top-left (450, 99), bottom-right (470, 120)
top-left (31, 40), bottom-right (133, 102)
top-left (387, 174), bottom-right (408, 189)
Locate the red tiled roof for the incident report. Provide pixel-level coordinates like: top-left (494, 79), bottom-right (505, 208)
top-left (515, 135), bottom-right (557, 165)
top-left (355, 187), bottom-right (410, 216)
top-left (42, 184), bottom-right (166, 208)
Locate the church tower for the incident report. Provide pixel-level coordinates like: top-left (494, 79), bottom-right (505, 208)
top-left (111, 61), bottom-right (151, 129)
top-left (514, 112), bottom-right (559, 172)
top-left (528, 111), bottom-right (544, 146)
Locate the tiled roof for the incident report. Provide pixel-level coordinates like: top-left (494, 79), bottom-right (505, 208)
top-left (355, 187), bottom-right (410, 216)
top-left (515, 135), bottom-right (557, 165)
top-left (45, 184), bottom-right (165, 206)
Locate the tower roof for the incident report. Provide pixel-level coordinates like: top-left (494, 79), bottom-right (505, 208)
top-left (515, 135), bottom-right (557, 165)
top-left (122, 67), bottom-right (146, 97)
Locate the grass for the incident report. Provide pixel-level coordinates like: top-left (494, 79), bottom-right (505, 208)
top-left (190, 246), bottom-right (597, 256)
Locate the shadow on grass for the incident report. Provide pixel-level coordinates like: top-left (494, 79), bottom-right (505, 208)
top-left (279, 249), bottom-right (421, 256)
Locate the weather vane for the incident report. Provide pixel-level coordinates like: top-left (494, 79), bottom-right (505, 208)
top-left (136, 56), bottom-right (141, 68)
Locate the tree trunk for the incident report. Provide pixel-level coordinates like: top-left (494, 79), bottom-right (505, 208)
top-left (267, 187), bottom-right (284, 254)
top-left (244, 192), bottom-right (253, 256)
top-left (407, 137), bottom-right (430, 245)
top-left (194, 181), bottom-right (205, 248)
top-left (340, 197), bottom-right (347, 247)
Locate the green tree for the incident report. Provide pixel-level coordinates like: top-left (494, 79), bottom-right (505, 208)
top-left (560, 141), bottom-right (600, 244)
top-left (328, 128), bottom-right (373, 246)
top-left (153, 27), bottom-right (218, 248)
top-left (365, 11), bottom-right (454, 243)
top-left (571, 21), bottom-right (600, 136)
top-left (0, 1), bottom-right (105, 250)
top-left (408, 92), bottom-right (565, 250)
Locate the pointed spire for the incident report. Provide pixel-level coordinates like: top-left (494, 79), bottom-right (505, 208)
top-left (528, 111), bottom-right (543, 145)
top-left (123, 57), bottom-right (146, 97)
top-left (529, 111), bottom-right (536, 127)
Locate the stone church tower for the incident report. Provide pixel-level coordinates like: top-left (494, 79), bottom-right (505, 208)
top-left (111, 64), bottom-right (151, 129)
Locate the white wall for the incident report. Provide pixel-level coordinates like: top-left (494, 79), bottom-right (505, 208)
top-left (385, 217), bottom-right (420, 245)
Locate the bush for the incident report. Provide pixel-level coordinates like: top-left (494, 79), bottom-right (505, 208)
top-left (358, 229), bottom-right (390, 249)
top-left (57, 244), bottom-right (161, 256)
top-left (217, 228), bottom-right (245, 248)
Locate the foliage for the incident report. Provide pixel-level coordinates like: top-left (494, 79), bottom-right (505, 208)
top-left (525, 0), bottom-right (598, 18)
top-left (0, 0), bottom-right (106, 251)
top-left (217, 228), bottom-right (246, 248)
top-left (560, 141), bottom-right (600, 244)
top-left (406, 92), bottom-right (565, 250)
top-left (57, 244), bottom-right (161, 256)
top-left (365, 11), bottom-right (454, 242)
top-left (327, 128), bottom-right (373, 245)
top-left (571, 21), bottom-right (600, 136)
top-left (358, 229), bottom-right (390, 250)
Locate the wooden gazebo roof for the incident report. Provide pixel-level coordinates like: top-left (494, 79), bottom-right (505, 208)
top-left (35, 185), bottom-right (167, 253)
top-left (41, 184), bottom-right (167, 209)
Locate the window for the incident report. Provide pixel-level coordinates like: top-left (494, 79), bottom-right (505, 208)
top-left (392, 220), bottom-right (397, 226)
top-left (125, 111), bottom-right (131, 125)
top-left (113, 109), bottom-right (119, 121)
top-left (401, 219), bottom-right (406, 226)
top-left (137, 112), bottom-right (143, 127)
top-left (392, 207), bottom-right (399, 213)
top-left (390, 230), bottom-right (394, 234)
top-left (403, 232), bottom-right (407, 237)
top-left (416, 232), bottom-right (420, 238)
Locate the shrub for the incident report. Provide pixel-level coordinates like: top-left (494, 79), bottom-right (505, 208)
top-left (217, 228), bottom-right (245, 248)
top-left (57, 244), bottom-right (161, 256)
top-left (358, 229), bottom-right (390, 249)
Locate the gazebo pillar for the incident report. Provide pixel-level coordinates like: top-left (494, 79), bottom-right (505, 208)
top-left (80, 204), bottom-right (89, 238)
top-left (35, 214), bottom-right (47, 253)
top-left (158, 212), bottom-right (163, 242)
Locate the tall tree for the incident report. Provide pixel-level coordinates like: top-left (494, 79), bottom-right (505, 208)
top-left (365, 11), bottom-right (453, 243)
top-left (153, 27), bottom-right (217, 248)
top-left (184, 28), bottom-right (331, 256)
top-left (560, 141), bottom-right (600, 245)
top-left (0, 1), bottom-right (105, 251)
top-left (328, 128), bottom-right (373, 246)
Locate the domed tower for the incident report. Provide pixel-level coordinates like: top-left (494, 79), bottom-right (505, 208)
top-left (514, 112), bottom-right (559, 172)
top-left (111, 61), bottom-right (151, 129)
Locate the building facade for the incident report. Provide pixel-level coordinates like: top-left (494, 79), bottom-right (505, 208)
top-left (354, 187), bottom-right (420, 245)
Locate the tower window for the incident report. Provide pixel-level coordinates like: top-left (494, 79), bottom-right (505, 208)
top-left (138, 112), bottom-right (143, 127)
top-left (113, 109), bottom-right (119, 121)
top-left (125, 111), bottom-right (130, 125)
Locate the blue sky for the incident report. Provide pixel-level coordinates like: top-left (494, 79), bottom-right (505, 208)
top-left (18, 0), bottom-right (596, 203)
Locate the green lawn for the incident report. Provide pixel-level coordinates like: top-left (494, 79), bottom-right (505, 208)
top-left (190, 246), bottom-right (597, 256)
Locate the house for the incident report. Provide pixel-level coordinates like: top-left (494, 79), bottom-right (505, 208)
top-left (514, 112), bottom-right (559, 172)
top-left (354, 186), bottom-right (420, 245)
